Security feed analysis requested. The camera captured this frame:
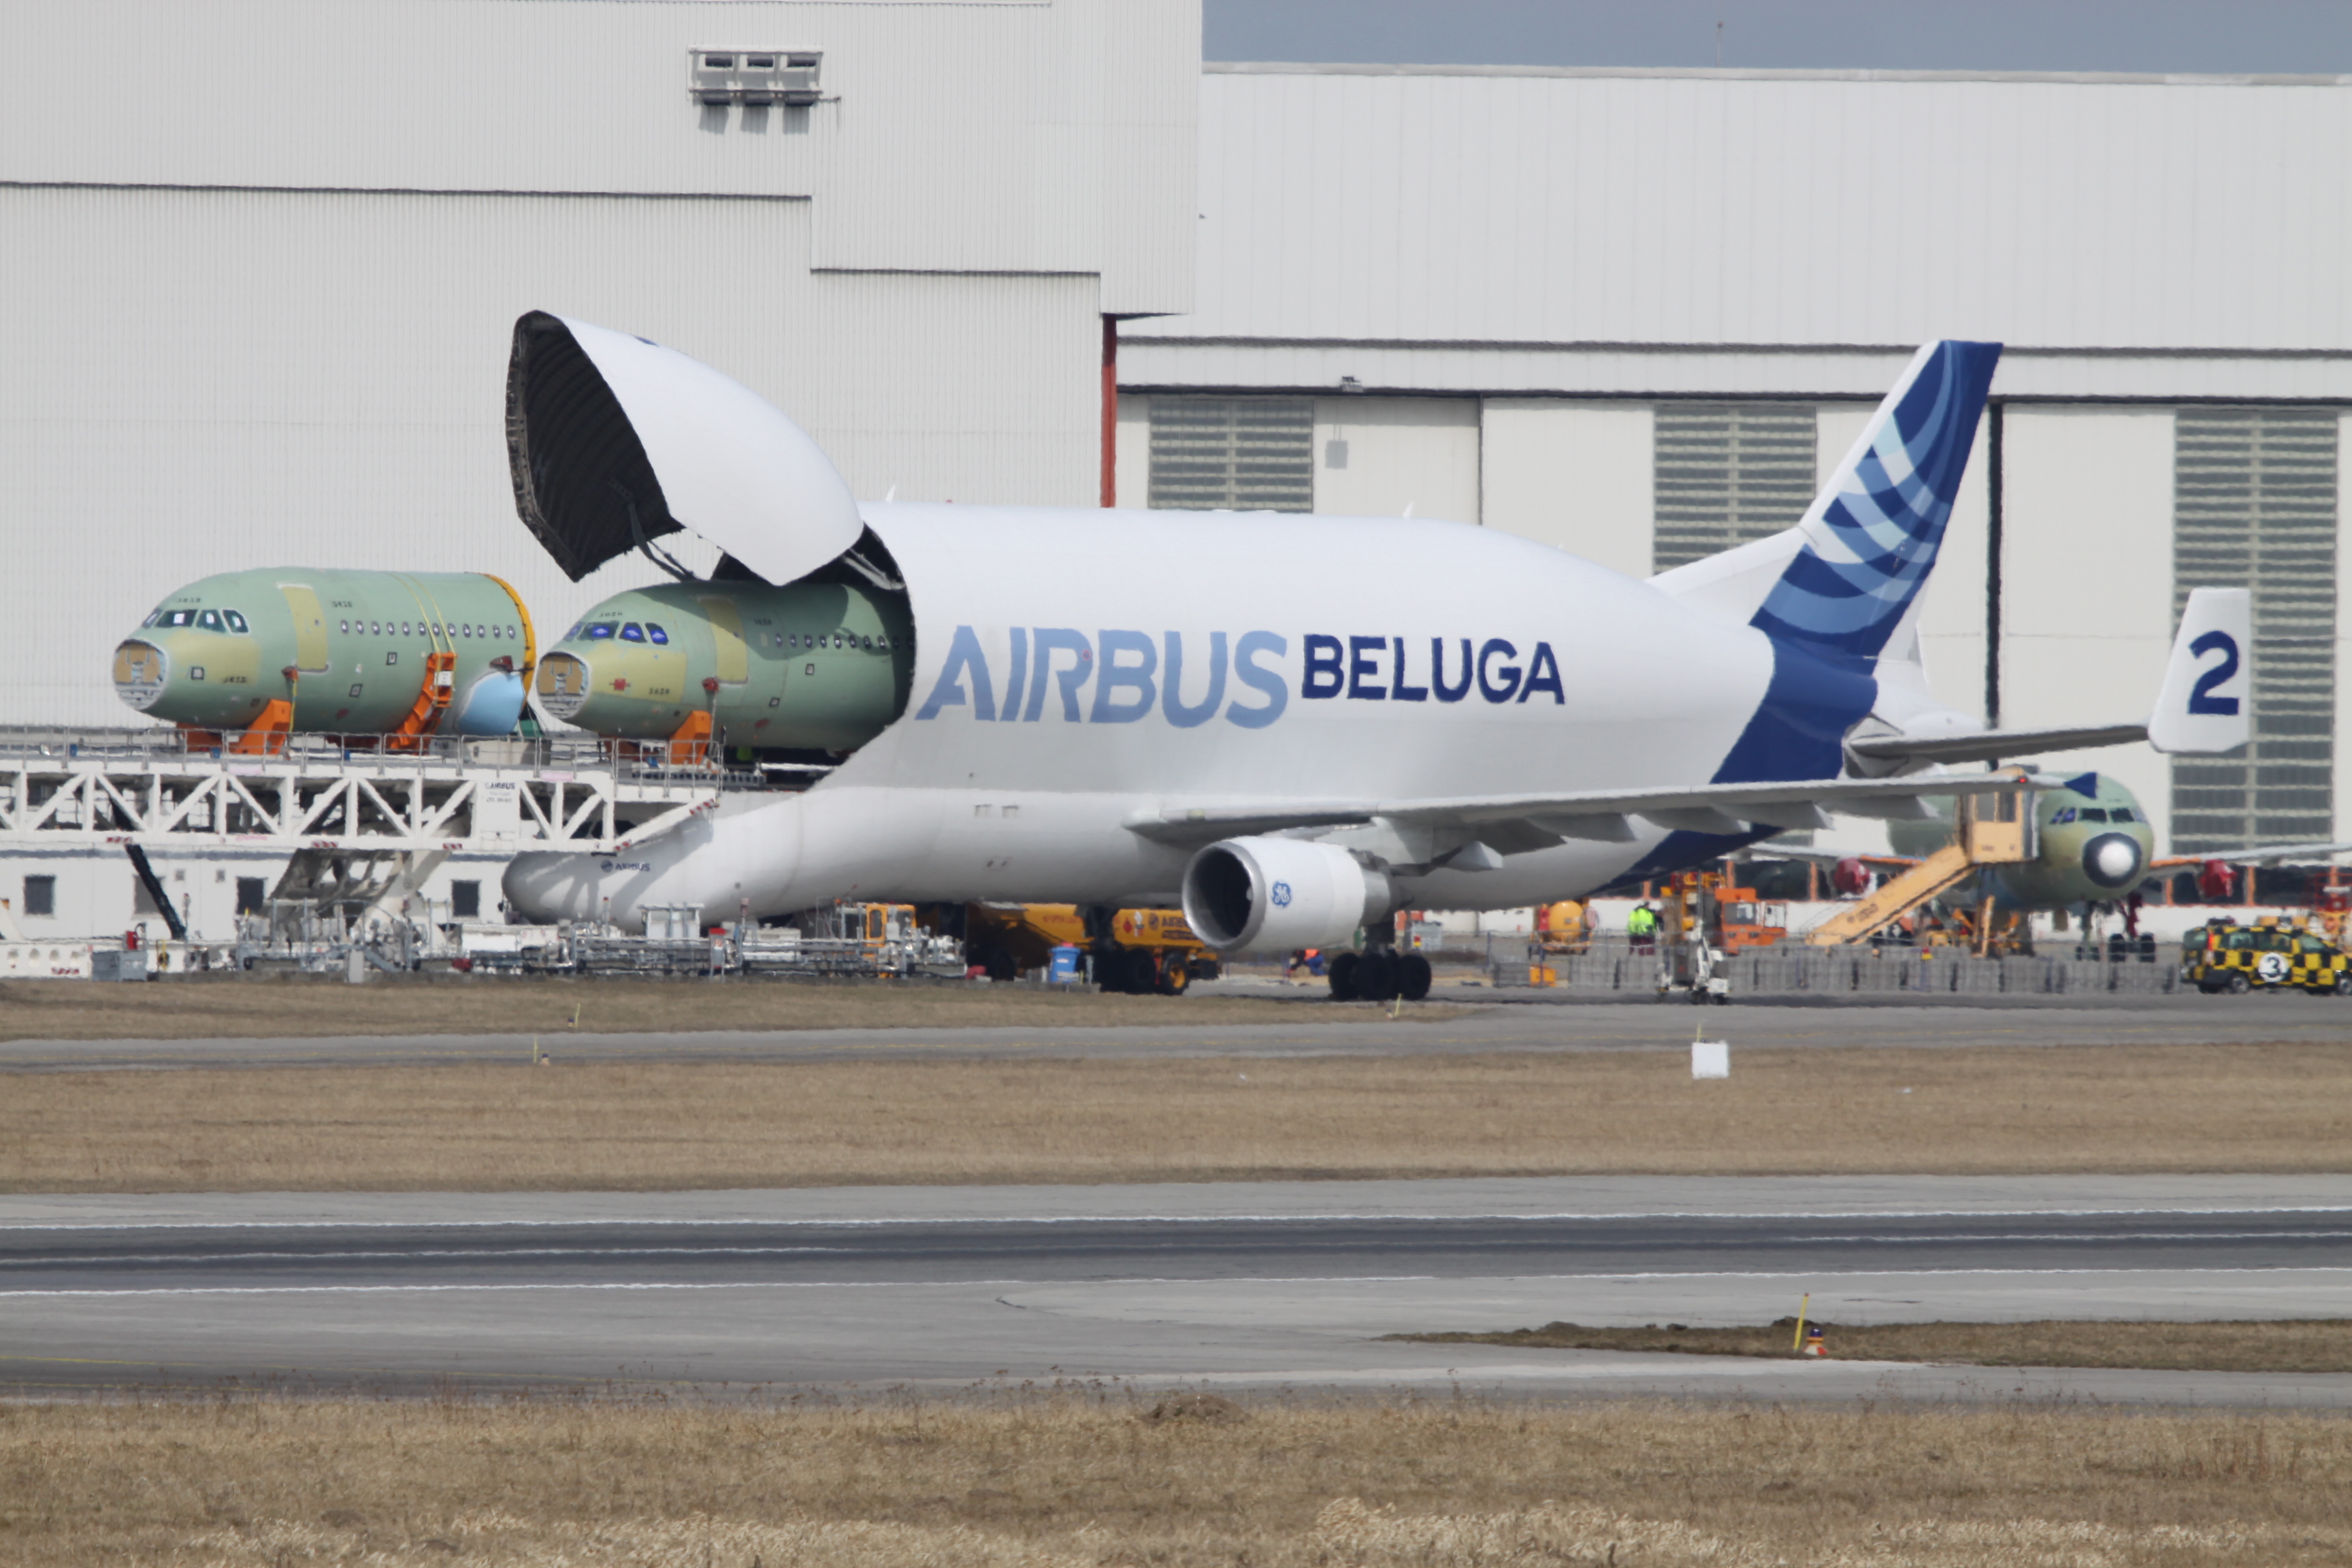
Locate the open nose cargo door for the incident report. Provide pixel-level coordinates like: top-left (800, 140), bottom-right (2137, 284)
top-left (504, 312), bottom-right (864, 587)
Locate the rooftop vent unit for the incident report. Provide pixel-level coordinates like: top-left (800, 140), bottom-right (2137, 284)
top-left (689, 50), bottom-right (822, 108)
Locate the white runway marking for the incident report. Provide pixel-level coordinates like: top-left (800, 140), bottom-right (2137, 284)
top-left (7, 1264), bottom-right (2350, 1298)
top-left (6, 1207), bottom-right (2349, 1232)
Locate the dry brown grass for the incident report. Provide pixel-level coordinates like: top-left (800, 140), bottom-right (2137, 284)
top-left (0, 974), bottom-right (1432, 1042)
top-left (3, 1394), bottom-right (2350, 1567)
top-left (1401, 1318), bottom-right (2352, 1374)
top-left (2, 1043), bottom-right (2348, 1191)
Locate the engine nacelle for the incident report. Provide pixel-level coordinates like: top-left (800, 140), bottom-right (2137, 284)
top-left (1180, 836), bottom-right (1394, 955)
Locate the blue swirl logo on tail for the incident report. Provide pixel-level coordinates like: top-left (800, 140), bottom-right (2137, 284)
top-left (1750, 340), bottom-right (2001, 660)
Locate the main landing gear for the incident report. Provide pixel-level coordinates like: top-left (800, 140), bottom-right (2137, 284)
top-left (1327, 948), bottom-right (1433, 1003)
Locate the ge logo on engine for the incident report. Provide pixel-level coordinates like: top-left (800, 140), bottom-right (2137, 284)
top-left (1270, 880), bottom-right (1293, 908)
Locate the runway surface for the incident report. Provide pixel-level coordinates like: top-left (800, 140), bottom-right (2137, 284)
top-left (7, 1177), bottom-right (2349, 1407)
top-left (7, 988), bottom-right (2351, 1071)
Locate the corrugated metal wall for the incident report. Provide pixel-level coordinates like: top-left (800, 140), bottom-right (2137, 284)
top-left (1141, 65), bottom-right (2351, 371)
top-left (0, 186), bottom-right (1098, 727)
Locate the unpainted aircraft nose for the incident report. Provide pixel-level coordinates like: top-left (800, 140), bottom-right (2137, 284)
top-left (2082, 831), bottom-right (2144, 890)
top-left (112, 639), bottom-right (169, 712)
top-left (535, 650), bottom-right (591, 721)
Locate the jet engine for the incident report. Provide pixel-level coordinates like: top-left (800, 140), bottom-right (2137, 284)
top-left (1180, 836), bottom-right (1394, 955)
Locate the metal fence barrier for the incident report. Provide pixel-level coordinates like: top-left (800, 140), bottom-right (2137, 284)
top-left (1491, 936), bottom-right (2185, 997)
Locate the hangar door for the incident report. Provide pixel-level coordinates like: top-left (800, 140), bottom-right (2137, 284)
top-left (1650, 404), bottom-right (1818, 572)
top-left (2170, 408), bottom-right (2340, 855)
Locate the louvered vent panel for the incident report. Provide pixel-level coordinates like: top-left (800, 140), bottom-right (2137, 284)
top-left (2170, 408), bottom-right (2340, 854)
top-left (1651, 404), bottom-right (1819, 572)
top-left (1147, 397), bottom-right (1314, 512)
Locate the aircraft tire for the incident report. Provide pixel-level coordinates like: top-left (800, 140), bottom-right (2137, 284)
top-left (1396, 953), bottom-right (1433, 1002)
top-left (1160, 958), bottom-right (1191, 996)
top-left (1357, 951), bottom-right (1399, 1002)
top-left (1327, 951), bottom-right (1361, 1002)
top-left (2227, 972), bottom-right (2251, 994)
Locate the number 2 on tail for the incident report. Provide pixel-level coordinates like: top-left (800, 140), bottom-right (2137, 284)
top-left (2188, 630), bottom-right (2240, 716)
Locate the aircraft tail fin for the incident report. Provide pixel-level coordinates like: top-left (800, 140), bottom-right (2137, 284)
top-left (2149, 587), bottom-right (2251, 754)
top-left (1651, 340), bottom-right (2002, 666)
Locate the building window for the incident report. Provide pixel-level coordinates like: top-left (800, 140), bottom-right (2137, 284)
top-left (2170, 408), bottom-right (2339, 854)
top-left (451, 880), bottom-right (481, 919)
top-left (23, 875), bottom-right (54, 917)
top-left (1650, 404), bottom-right (1819, 572)
top-left (1148, 398), bottom-right (1313, 512)
top-left (235, 877), bottom-right (267, 915)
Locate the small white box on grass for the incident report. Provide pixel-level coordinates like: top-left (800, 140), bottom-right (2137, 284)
top-left (1690, 1041), bottom-right (1729, 1079)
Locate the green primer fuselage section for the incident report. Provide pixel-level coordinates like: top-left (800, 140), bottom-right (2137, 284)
top-left (542, 580), bottom-right (914, 752)
top-left (118, 568), bottom-right (531, 733)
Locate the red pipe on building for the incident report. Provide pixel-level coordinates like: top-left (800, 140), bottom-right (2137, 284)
top-left (1100, 314), bottom-right (1117, 508)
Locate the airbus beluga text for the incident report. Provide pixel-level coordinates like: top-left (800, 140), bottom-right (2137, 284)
top-left (498, 313), bottom-right (2250, 959)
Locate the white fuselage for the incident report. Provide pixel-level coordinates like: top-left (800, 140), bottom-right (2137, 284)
top-left (506, 504), bottom-right (1837, 929)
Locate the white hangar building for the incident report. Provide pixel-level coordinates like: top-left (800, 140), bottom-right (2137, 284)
top-left (3, 10), bottom-right (2351, 937)
top-left (1116, 63), bottom-right (2352, 862)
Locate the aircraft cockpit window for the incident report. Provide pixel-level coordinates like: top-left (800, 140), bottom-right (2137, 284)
top-left (2079, 808), bottom-right (2109, 823)
top-left (646, 624), bottom-right (669, 645)
top-left (2110, 807), bottom-right (2136, 823)
top-left (223, 610), bottom-right (248, 634)
top-left (566, 623), bottom-right (582, 639)
top-left (585, 623), bottom-right (617, 640)
top-left (619, 623), bottom-right (645, 643)
top-left (196, 609), bottom-right (223, 632)
top-left (2050, 806), bottom-right (2077, 824)
top-left (158, 608), bottom-right (195, 628)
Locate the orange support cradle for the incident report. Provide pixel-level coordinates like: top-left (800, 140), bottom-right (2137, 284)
top-left (666, 710), bottom-right (713, 766)
top-left (385, 652), bottom-right (458, 751)
top-left (226, 700), bottom-right (295, 756)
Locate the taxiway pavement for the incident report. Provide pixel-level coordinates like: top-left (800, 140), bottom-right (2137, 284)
top-left (5, 1176), bottom-right (2348, 1407)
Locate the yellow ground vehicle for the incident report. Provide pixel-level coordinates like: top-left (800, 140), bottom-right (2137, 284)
top-left (2180, 916), bottom-right (2352, 996)
top-left (954, 902), bottom-right (1218, 994)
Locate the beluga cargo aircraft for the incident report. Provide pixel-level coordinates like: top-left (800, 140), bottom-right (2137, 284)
top-left (500, 312), bottom-right (2251, 998)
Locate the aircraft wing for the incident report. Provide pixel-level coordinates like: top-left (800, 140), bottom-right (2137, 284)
top-left (1128, 773), bottom-right (2049, 854)
top-left (1846, 723), bottom-right (2146, 767)
top-left (1737, 845), bottom-right (1924, 870)
top-left (2153, 841), bottom-right (2352, 869)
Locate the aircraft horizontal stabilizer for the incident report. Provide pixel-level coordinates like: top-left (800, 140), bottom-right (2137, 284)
top-left (1846, 723), bottom-right (2148, 767)
top-left (1126, 772), bottom-right (2057, 857)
